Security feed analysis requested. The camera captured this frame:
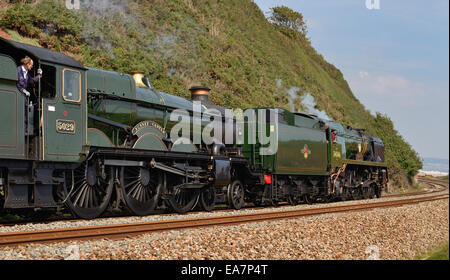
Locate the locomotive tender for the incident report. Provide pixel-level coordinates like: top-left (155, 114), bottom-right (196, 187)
top-left (0, 38), bottom-right (388, 219)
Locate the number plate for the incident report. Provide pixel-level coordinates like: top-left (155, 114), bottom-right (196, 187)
top-left (56, 119), bottom-right (76, 134)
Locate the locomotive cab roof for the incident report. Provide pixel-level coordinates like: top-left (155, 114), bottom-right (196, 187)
top-left (0, 38), bottom-right (85, 69)
top-left (293, 112), bottom-right (316, 120)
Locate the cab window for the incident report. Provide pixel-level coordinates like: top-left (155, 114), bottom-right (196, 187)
top-left (63, 69), bottom-right (81, 102)
top-left (41, 64), bottom-right (56, 98)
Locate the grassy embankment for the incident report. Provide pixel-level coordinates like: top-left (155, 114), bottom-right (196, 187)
top-left (419, 242), bottom-right (450, 260)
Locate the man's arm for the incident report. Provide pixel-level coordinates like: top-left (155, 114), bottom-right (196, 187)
top-left (30, 69), bottom-right (42, 83)
top-left (17, 67), bottom-right (28, 94)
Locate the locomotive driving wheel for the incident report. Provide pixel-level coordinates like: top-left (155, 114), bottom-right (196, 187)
top-left (227, 179), bottom-right (245, 210)
top-left (287, 185), bottom-right (300, 206)
top-left (199, 186), bottom-right (216, 212)
top-left (362, 185), bottom-right (376, 199)
top-left (351, 188), bottom-right (362, 200)
top-left (121, 166), bottom-right (162, 216)
top-left (375, 184), bottom-right (382, 198)
top-left (303, 194), bottom-right (315, 205)
top-left (64, 162), bottom-right (114, 219)
top-left (369, 184), bottom-right (376, 199)
top-left (167, 176), bottom-right (199, 214)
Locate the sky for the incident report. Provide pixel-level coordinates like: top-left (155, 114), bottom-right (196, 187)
top-left (253, 0), bottom-right (449, 160)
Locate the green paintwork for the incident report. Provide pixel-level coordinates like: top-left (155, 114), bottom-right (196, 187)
top-left (0, 79), bottom-right (25, 158)
top-left (329, 127), bottom-right (387, 168)
top-left (328, 121), bottom-right (347, 157)
top-left (136, 104), bottom-right (166, 126)
top-left (133, 133), bottom-right (167, 151)
top-left (274, 123), bottom-right (328, 175)
top-left (136, 87), bottom-right (164, 106)
top-left (336, 158), bottom-right (387, 168)
top-left (87, 68), bottom-right (135, 99)
top-left (159, 91), bottom-right (194, 111)
top-left (329, 121), bottom-right (367, 161)
top-left (241, 107), bottom-right (387, 175)
top-left (294, 113), bottom-right (318, 128)
top-left (86, 67), bottom-right (196, 149)
top-left (0, 55), bottom-right (25, 158)
top-left (87, 128), bottom-right (114, 147)
top-left (42, 63), bottom-right (86, 162)
top-left (0, 88), bottom-right (19, 147)
top-left (171, 138), bottom-right (198, 153)
top-left (86, 68), bottom-right (222, 152)
top-left (0, 55), bottom-right (18, 81)
top-left (88, 99), bottom-right (136, 146)
top-left (330, 143), bottom-right (343, 168)
top-left (86, 68), bottom-right (193, 111)
top-left (343, 129), bottom-right (362, 160)
top-left (242, 108), bottom-right (328, 176)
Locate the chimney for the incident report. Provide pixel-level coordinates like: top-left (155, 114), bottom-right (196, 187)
top-left (189, 86), bottom-right (211, 104)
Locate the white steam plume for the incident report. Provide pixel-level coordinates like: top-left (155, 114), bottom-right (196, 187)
top-left (275, 79), bottom-right (332, 121)
top-left (300, 92), bottom-right (332, 121)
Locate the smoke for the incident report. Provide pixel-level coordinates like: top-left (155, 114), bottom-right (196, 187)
top-left (72, 0), bottom-right (201, 78)
top-left (81, 20), bottom-right (116, 58)
top-left (275, 79), bottom-right (332, 121)
top-left (75, 0), bottom-right (138, 59)
top-left (149, 32), bottom-right (180, 59)
top-left (167, 66), bottom-right (177, 76)
top-left (286, 87), bottom-right (300, 112)
top-left (275, 78), bottom-right (299, 112)
top-left (300, 92), bottom-right (332, 121)
top-left (276, 78), bottom-right (283, 88)
top-left (77, 0), bottom-right (134, 20)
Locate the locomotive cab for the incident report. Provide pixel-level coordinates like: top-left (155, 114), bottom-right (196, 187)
top-left (0, 38), bottom-right (87, 162)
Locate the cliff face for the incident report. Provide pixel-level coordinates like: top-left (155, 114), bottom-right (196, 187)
top-left (0, 0), bottom-right (422, 188)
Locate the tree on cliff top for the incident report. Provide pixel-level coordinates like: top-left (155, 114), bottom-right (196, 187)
top-left (269, 6), bottom-right (308, 38)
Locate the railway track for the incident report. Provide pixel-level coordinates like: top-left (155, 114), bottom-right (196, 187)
top-left (0, 190), bottom-right (447, 247)
top-left (1, 176), bottom-right (445, 227)
top-left (383, 177), bottom-right (448, 198)
top-left (418, 177), bottom-right (448, 188)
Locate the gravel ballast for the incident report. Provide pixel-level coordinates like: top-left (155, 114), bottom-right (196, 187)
top-left (0, 198), bottom-right (447, 260)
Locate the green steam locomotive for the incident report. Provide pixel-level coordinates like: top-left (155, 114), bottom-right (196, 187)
top-left (0, 38), bottom-right (388, 219)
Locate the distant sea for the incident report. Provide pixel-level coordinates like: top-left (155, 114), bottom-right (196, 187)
top-left (422, 158), bottom-right (449, 173)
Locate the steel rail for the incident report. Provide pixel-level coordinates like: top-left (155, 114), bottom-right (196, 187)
top-left (0, 192), bottom-right (447, 247)
top-left (384, 177), bottom-right (447, 198)
top-left (418, 177), bottom-right (448, 188)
